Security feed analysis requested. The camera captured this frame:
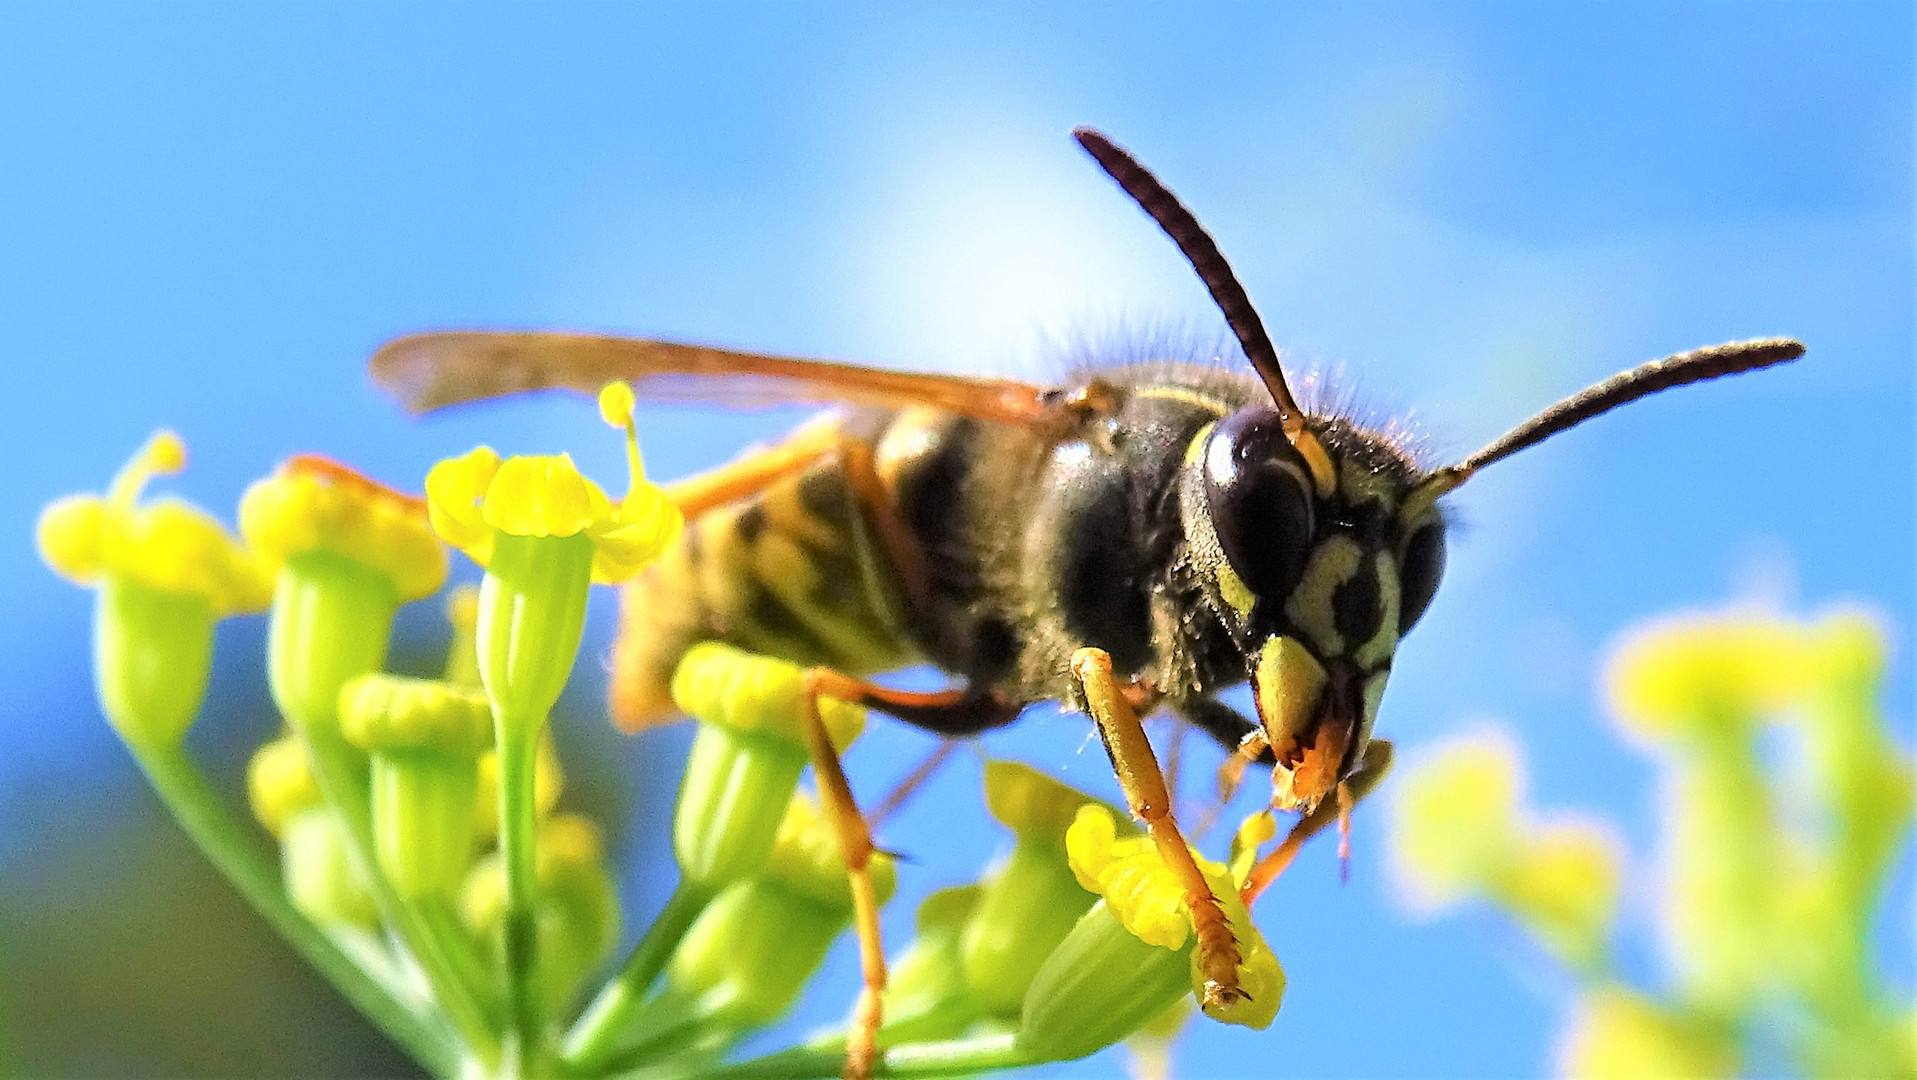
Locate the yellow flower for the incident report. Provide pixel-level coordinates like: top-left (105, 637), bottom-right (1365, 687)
top-left (1065, 804), bottom-right (1283, 1029)
top-left (37, 430), bottom-right (271, 616)
top-left (239, 454), bottom-right (448, 603)
top-left (424, 381), bottom-right (682, 583)
top-left (1555, 985), bottom-right (1738, 1080)
top-left (1388, 728), bottom-right (1525, 908)
top-left (1505, 818), bottom-right (1623, 967)
top-left (1604, 610), bottom-right (1814, 740)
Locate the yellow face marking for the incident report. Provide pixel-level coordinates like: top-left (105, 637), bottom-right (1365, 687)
top-left (1353, 551), bottom-right (1401, 670)
top-left (1254, 635), bottom-right (1327, 747)
top-left (1359, 669), bottom-right (1389, 743)
top-left (1283, 535), bottom-right (1362, 656)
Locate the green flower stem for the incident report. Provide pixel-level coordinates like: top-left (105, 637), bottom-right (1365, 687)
top-left (130, 742), bottom-right (458, 1078)
top-left (594, 997), bottom-right (741, 1076)
top-left (268, 553), bottom-right (502, 1064)
top-left (665, 1033), bottom-right (1028, 1080)
top-left (302, 723), bottom-right (504, 1066)
top-left (495, 715), bottom-right (547, 1076)
top-left (564, 879), bottom-right (716, 1071)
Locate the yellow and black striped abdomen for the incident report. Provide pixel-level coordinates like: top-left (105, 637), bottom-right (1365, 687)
top-left (610, 416), bottom-right (920, 731)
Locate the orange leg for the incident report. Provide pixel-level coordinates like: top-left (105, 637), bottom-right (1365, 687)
top-left (1240, 739), bottom-right (1394, 905)
top-left (1070, 648), bottom-right (1245, 1011)
top-left (797, 672), bottom-right (1006, 1080)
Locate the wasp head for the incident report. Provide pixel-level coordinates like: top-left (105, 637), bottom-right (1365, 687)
top-left (1185, 406), bottom-right (1446, 813)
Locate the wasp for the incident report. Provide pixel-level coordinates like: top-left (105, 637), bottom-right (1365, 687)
top-left (372, 128), bottom-right (1802, 1078)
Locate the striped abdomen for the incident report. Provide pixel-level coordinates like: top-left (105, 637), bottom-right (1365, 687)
top-left (610, 412), bottom-right (933, 730)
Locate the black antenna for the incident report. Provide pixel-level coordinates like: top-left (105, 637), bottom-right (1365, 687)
top-left (1454, 337), bottom-right (1805, 480)
top-left (1073, 127), bottom-right (1304, 427)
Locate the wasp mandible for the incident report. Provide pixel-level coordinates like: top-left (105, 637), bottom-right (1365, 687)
top-left (373, 128), bottom-right (1803, 1078)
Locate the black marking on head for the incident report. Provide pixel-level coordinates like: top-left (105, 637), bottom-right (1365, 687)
top-left (1399, 520), bottom-right (1447, 632)
top-left (1331, 560), bottom-right (1383, 649)
top-left (1333, 500), bottom-right (1392, 548)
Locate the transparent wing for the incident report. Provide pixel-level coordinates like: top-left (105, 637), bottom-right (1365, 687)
top-left (370, 330), bottom-right (1059, 425)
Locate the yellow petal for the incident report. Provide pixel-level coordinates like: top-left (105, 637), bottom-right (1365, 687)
top-left (482, 453), bottom-right (610, 539)
top-left (117, 498), bottom-right (272, 615)
top-left (589, 484), bottom-right (684, 583)
top-left (37, 494), bottom-right (110, 585)
top-left (426, 446), bottom-right (502, 564)
top-left (41, 433), bottom-right (269, 615)
top-left (1065, 805), bottom-right (1194, 950)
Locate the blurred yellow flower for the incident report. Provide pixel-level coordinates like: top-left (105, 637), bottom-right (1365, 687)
top-left (1604, 610), bottom-right (1814, 740)
top-left (38, 429), bottom-right (270, 615)
top-left (1555, 985), bottom-right (1736, 1080)
top-left (1388, 728), bottom-right (1524, 908)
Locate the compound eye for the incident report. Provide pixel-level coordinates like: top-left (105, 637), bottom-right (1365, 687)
top-left (1203, 408), bottom-right (1316, 601)
top-left (1398, 521), bottom-right (1446, 631)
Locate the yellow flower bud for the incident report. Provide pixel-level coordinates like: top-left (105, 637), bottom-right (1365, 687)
top-left (339, 674), bottom-right (494, 899)
top-left (463, 813), bottom-right (621, 1016)
top-left (761, 794), bottom-right (896, 910)
top-left (39, 432), bottom-right (270, 746)
top-left (964, 761), bottom-right (1110, 1014)
top-left (670, 642), bottom-right (865, 749)
top-left (247, 735), bottom-right (323, 837)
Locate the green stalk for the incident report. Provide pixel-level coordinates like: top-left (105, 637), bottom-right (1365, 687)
top-left (496, 714), bottom-right (547, 1076)
top-left (303, 733), bottom-right (503, 1066)
top-left (660, 1033), bottom-right (1028, 1080)
top-left (132, 743), bottom-right (459, 1078)
top-left (563, 879), bottom-right (715, 1071)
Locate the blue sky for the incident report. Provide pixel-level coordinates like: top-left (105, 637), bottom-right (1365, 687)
top-left (4, 4), bottom-right (1910, 1077)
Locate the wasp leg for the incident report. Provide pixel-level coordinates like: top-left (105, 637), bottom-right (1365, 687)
top-left (1218, 729), bottom-right (1270, 806)
top-left (1070, 648), bottom-right (1246, 1012)
top-left (870, 739), bottom-right (960, 827)
top-left (661, 420), bottom-right (937, 620)
top-left (797, 671), bottom-right (1022, 1080)
top-left (1239, 739), bottom-right (1394, 905)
